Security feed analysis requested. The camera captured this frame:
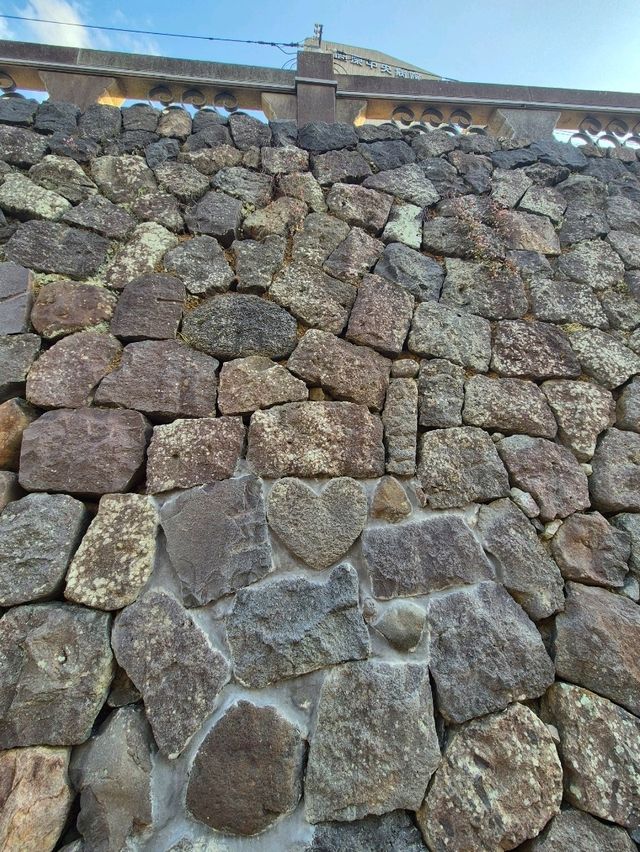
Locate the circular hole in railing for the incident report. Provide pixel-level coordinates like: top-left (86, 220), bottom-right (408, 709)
top-left (419, 107), bottom-right (443, 126)
top-left (438, 123), bottom-right (459, 136)
top-left (392, 105), bottom-right (415, 126)
top-left (569, 131), bottom-right (591, 146)
top-left (148, 85), bottom-right (173, 106)
top-left (449, 109), bottom-right (472, 129)
top-left (606, 117), bottom-right (629, 138)
top-left (182, 88), bottom-right (206, 109)
top-left (579, 115), bottom-right (602, 135)
top-left (624, 135), bottom-right (640, 149)
top-left (0, 71), bottom-right (15, 92)
top-left (214, 91), bottom-right (238, 113)
top-left (596, 133), bottom-right (618, 148)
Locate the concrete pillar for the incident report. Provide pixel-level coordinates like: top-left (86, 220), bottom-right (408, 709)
top-left (487, 108), bottom-right (561, 142)
top-left (295, 51), bottom-right (336, 126)
top-left (38, 70), bottom-right (120, 109)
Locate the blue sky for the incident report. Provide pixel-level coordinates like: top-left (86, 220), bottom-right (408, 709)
top-left (1, 0), bottom-right (640, 94)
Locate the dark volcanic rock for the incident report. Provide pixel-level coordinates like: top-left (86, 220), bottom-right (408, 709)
top-left (5, 221), bottom-right (109, 278)
top-left (0, 262), bottom-right (33, 335)
top-left (298, 122), bottom-right (358, 153)
top-left (589, 427), bottom-right (640, 512)
top-left (463, 375), bottom-right (557, 437)
top-left (492, 320), bottom-right (581, 379)
top-left (345, 273), bottom-right (414, 354)
top-left (374, 241), bottom-right (443, 302)
top-left (184, 190), bottom-right (243, 245)
top-left (524, 808), bottom-right (637, 852)
top-left (164, 235), bottom-right (234, 295)
top-left (31, 281), bottom-right (116, 339)
top-left (61, 194), bottom-right (136, 239)
top-left (309, 810), bottom-right (427, 852)
top-left (0, 334), bottom-right (40, 401)
top-left (110, 274), bottom-right (184, 340)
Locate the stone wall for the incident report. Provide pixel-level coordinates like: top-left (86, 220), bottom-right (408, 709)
top-left (0, 98), bottom-right (639, 852)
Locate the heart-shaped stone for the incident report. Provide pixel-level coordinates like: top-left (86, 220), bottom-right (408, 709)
top-left (267, 477), bottom-right (368, 569)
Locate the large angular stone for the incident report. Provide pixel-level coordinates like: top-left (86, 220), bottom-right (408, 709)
top-left (31, 281), bottom-right (116, 339)
top-left (184, 190), bottom-right (242, 245)
top-left (160, 475), bottom-right (271, 606)
top-left (233, 235), bottom-right (285, 293)
top-left (278, 170), bottom-right (327, 213)
top-left (186, 701), bottom-right (304, 836)
top-left (243, 196), bottom-right (307, 239)
top-left (418, 703), bottom-right (562, 851)
top-left (247, 401), bottom-right (385, 478)
top-left (364, 162), bottom-right (439, 206)
top-left (212, 165), bottom-right (273, 206)
top-left (525, 808), bottom-right (636, 852)
top-left (323, 228), bottom-right (384, 284)
top-left (291, 212), bottom-right (349, 265)
top-left (617, 376), bottom-right (640, 430)
top-left (182, 293), bottom-right (297, 360)
top-left (298, 121), bottom-right (358, 153)
top-left (218, 356), bottom-right (307, 415)
top-left (590, 428), bottom-right (640, 512)
top-left (270, 263), bottom-right (356, 334)
top-left (0, 492), bottom-right (86, 608)
top-left (19, 408), bottom-right (150, 495)
top-left (153, 160), bottom-right (209, 202)
top-left (0, 334), bottom-right (40, 401)
top-left (374, 242), bottom-right (443, 302)
top-left (0, 263), bottom-right (33, 335)
top-left (326, 183), bottom-right (393, 234)
top-left (382, 377), bottom-right (418, 475)
top-left (477, 498), bottom-right (565, 620)
top-left (382, 202), bottom-right (422, 248)
top-left (164, 235), bottom-right (234, 295)
top-left (229, 112), bottom-right (272, 149)
top-left (95, 340), bottom-right (217, 418)
top-left (542, 379), bottom-right (614, 460)
top-left (529, 276), bottom-right (609, 328)
top-left (305, 660), bottom-right (440, 823)
top-left (345, 273), bottom-right (413, 354)
top-left (441, 258), bottom-right (528, 319)
top-left (0, 172), bottom-right (70, 220)
top-left (64, 494), bottom-right (158, 611)
top-left (569, 329), bottom-right (640, 389)
top-left (417, 358), bottom-right (464, 428)
top-left (146, 416), bottom-right (244, 492)
top-left (261, 145), bottom-right (309, 175)
top-left (552, 512), bottom-right (630, 587)
top-left (408, 302), bottom-right (492, 370)
top-left (310, 149), bottom-right (371, 184)
top-left (130, 190), bottom-right (183, 232)
top-left (492, 320), bottom-right (581, 379)
top-left (110, 274), bottom-right (184, 340)
top-left (463, 375), bottom-right (557, 437)
top-left (308, 811), bottom-right (428, 852)
top-left (104, 222), bottom-right (178, 289)
top-left (5, 221), bottom-right (108, 279)
top-left (417, 427), bottom-right (510, 509)
top-left (29, 154), bottom-right (97, 203)
top-left (358, 139), bottom-right (416, 171)
top-left (61, 194), bottom-right (136, 239)
top-left (613, 512), bottom-right (640, 583)
top-left (70, 706), bottom-right (153, 852)
top-left (0, 398), bottom-right (36, 471)
top-left (422, 216), bottom-right (505, 259)
top-left (555, 582), bottom-right (640, 715)
top-left (26, 331), bottom-right (122, 409)
top-left (427, 582), bottom-right (555, 722)
top-left (0, 125), bottom-right (48, 167)
top-left (112, 591), bottom-right (229, 758)
top-left (497, 209), bottom-right (561, 254)
top-left (362, 514), bottom-right (493, 599)
top-left (78, 105), bottom-right (121, 142)
top-left (0, 746), bottom-right (73, 852)
top-left (541, 683), bottom-right (640, 829)
top-left (498, 435), bottom-right (590, 521)
top-left (90, 154), bottom-right (156, 202)
top-left (0, 604), bottom-right (113, 747)
top-left (557, 238), bottom-right (625, 289)
top-left (608, 229), bottom-right (640, 268)
top-left (288, 329), bottom-right (390, 411)
top-left (227, 564), bottom-right (370, 687)
top-left (267, 477), bottom-right (368, 569)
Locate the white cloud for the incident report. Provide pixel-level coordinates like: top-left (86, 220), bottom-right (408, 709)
top-left (0, 18), bottom-right (15, 39)
top-left (17, 0), bottom-right (111, 49)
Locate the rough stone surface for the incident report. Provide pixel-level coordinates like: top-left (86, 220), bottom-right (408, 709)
top-left (298, 122), bottom-right (358, 154)
top-left (110, 274), bottom-right (184, 340)
top-left (0, 172), bottom-right (71, 220)
top-left (428, 581), bottom-right (555, 722)
top-left (160, 475), bottom-right (271, 606)
top-left (346, 273), bottom-right (413, 354)
top-left (409, 302), bottom-right (492, 370)
top-left (5, 221), bottom-right (108, 278)
top-left (323, 228), bottom-right (383, 283)
top-left (552, 512), bottom-right (630, 587)
top-left (184, 190), bottom-right (243, 245)
top-left (227, 564), bottom-right (370, 687)
top-left (362, 514), bottom-right (493, 599)
top-left (529, 276), bottom-right (609, 328)
top-left (0, 263), bottom-right (33, 335)
top-left (417, 427), bottom-right (510, 509)
top-left (382, 377), bottom-right (418, 474)
top-left (590, 428), bottom-right (640, 512)
top-left (267, 477), bottom-right (368, 569)
top-left (30, 281), bottom-right (116, 339)
top-left (0, 334), bottom-right (40, 401)
top-left (247, 402), bottom-right (385, 478)
top-left (364, 162), bottom-right (439, 207)
top-left (617, 376), bottom-right (640, 430)
top-left (492, 320), bottom-right (581, 379)
top-left (463, 375), bottom-right (557, 437)
top-left (105, 222), bottom-right (178, 289)
top-left (374, 241), bottom-right (443, 301)
top-left (90, 154), bottom-right (156, 202)
top-left (441, 258), bottom-right (528, 319)
top-left (218, 356), bottom-right (307, 415)
top-left (64, 494), bottom-right (158, 610)
top-left (369, 475), bottom-right (412, 523)
top-left (243, 196), bottom-right (307, 240)
top-left (524, 808), bottom-right (637, 852)
top-left (326, 183), bottom-right (393, 234)
top-left (418, 703), bottom-right (562, 851)
top-left (542, 379), bottom-right (614, 460)
top-left (612, 512), bottom-right (640, 581)
top-left (61, 194), bottom-right (135, 239)
top-left (186, 701), bottom-right (305, 836)
top-left (18, 408), bottom-right (150, 496)
top-left (0, 603), bottom-right (113, 747)
top-left (417, 359), bottom-right (464, 428)
top-left (569, 328), bottom-right (640, 389)
top-left (0, 471), bottom-right (21, 513)
top-left (373, 601), bottom-right (426, 652)
top-left (305, 660), bottom-right (440, 822)
top-left (308, 810), bottom-right (427, 852)
top-left (112, 591), bottom-right (230, 758)
top-left (164, 235), bottom-right (234, 295)
top-left (0, 398), bottom-right (36, 471)
top-left (233, 235), bottom-right (285, 293)
top-left (270, 263), bottom-right (356, 333)
top-left (29, 154), bottom-right (97, 203)
top-left (311, 149), bottom-right (371, 185)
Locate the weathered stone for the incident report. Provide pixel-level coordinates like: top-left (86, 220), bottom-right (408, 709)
top-left (29, 154), bottom-right (97, 203)
top-left (182, 124), bottom-right (231, 152)
top-left (70, 706), bottom-right (153, 852)
top-left (590, 427), bottom-right (640, 511)
top-left (78, 104), bottom-right (121, 142)
top-left (612, 512), bottom-right (640, 582)
top-left (227, 564), bottom-right (370, 687)
top-left (428, 581), bottom-right (555, 722)
top-left (26, 331), bottom-right (121, 409)
top-left (373, 601), bottom-right (425, 653)
top-left (0, 126), bottom-right (48, 167)
top-left (601, 288), bottom-right (640, 331)
top-left (422, 216), bottom-right (505, 260)
top-left (382, 202), bottom-right (422, 249)
top-left (364, 162), bottom-right (439, 207)
top-left (0, 264), bottom-right (32, 335)
top-left (362, 514), bottom-right (493, 599)
top-left (463, 375), bottom-right (557, 437)
top-left (111, 274), bottom-right (183, 340)
top-left (326, 183), bottom-right (393, 234)
top-left (105, 222), bottom-right (178, 289)
top-left (270, 264), bottom-right (356, 333)
top-left (261, 145), bottom-right (308, 174)
top-left (19, 408), bottom-right (150, 495)
top-left (323, 228), bottom-right (384, 284)
top-left (130, 190), bottom-right (183, 232)
top-left (449, 150), bottom-right (493, 193)
top-left (530, 276), bottom-right (609, 328)
top-left (184, 190), bottom-right (242, 245)
top-left (358, 139), bottom-right (416, 172)
top-left (218, 356), bottom-right (306, 415)
top-left (441, 257), bottom-right (528, 319)
top-left (382, 377), bottom-right (418, 475)
top-left (558, 238), bottom-right (625, 289)
top-left (412, 129), bottom-right (458, 158)
top-left (291, 212), bottom-right (350, 265)
top-left (369, 475), bottom-right (412, 523)
top-left (161, 475), bottom-right (270, 605)
top-left (417, 427), bottom-right (510, 509)
top-left (278, 170), bottom-right (327, 213)
top-left (0, 334), bottom-right (40, 401)
top-left (541, 682), bottom-right (640, 829)
top-left (542, 379), bottom-right (614, 460)
top-left (145, 137), bottom-right (180, 168)
top-left (182, 292), bottom-right (297, 359)
top-left (409, 302), bottom-right (492, 370)
top-left (288, 329), bottom-right (390, 410)
top-left (0, 603), bottom-right (113, 747)
top-left (163, 236), bottom-right (232, 295)
top-left (243, 196), bottom-right (307, 239)
top-left (0, 492), bottom-right (86, 606)
top-left (492, 320), bottom-right (580, 379)
top-left (311, 149), bottom-right (371, 184)
top-left (309, 810), bottom-right (427, 852)
top-left (90, 155), bottom-right (156, 202)
top-left (61, 194), bottom-right (135, 239)
top-left (211, 165), bottom-right (273, 206)
top-left (112, 591), bottom-right (229, 758)
top-left (6, 221), bottom-right (108, 279)
top-left (519, 184), bottom-right (566, 223)
top-left (0, 471), bottom-right (20, 513)
top-left (506, 248), bottom-right (553, 279)
top-left (491, 167), bottom-right (533, 207)
top-left (31, 281), bottom-right (116, 339)
top-left (345, 273), bottom-right (413, 356)
top-left (305, 660), bottom-right (440, 822)
top-left (608, 229), bottom-right (640, 268)
top-left (186, 701), bottom-right (304, 836)
top-left (498, 435), bottom-right (590, 521)
top-left (95, 339), bottom-right (217, 419)
top-left (247, 401), bottom-right (385, 478)
top-left (233, 235), bottom-right (285, 293)
top-left (524, 808), bottom-right (637, 852)
top-left (0, 172), bottom-right (70, 221)
top-left (151, 160), bottom-right (208, 202)
top-left (418, 703), bottom-right (562, 851)
top-left (35, 101), bottom-right (79, 134)
top-left (552, 512), bottom-right (630, 587)
top-left (495, 209), bottom-right (561, 254)
top-left (156, 107), bottom-right (191, 139)
top-left (417, 359), bottom-right (464, 428)
top-left (228, 112), bottom-right (271, 150)
top-left (298, 122), bottom-right (358, 153)
top-left (64, 494), bottom-right (157, 611)
top-left (0, 398), bottom-right (36, 471)
top-left (570, 328), bottom-right (640, 389)
top-left (0, 746), bottom-right (73, 852)
top-left (146, 417), bottom-right (245, 492)
top-left (555, 582), bottom-right (640, 714)
top-left (391, 357), bottom-right (419, 377)
top-left (48, 132), bottom-right (98, 163)
top-left (267, 477), bottom-right (367, 569)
